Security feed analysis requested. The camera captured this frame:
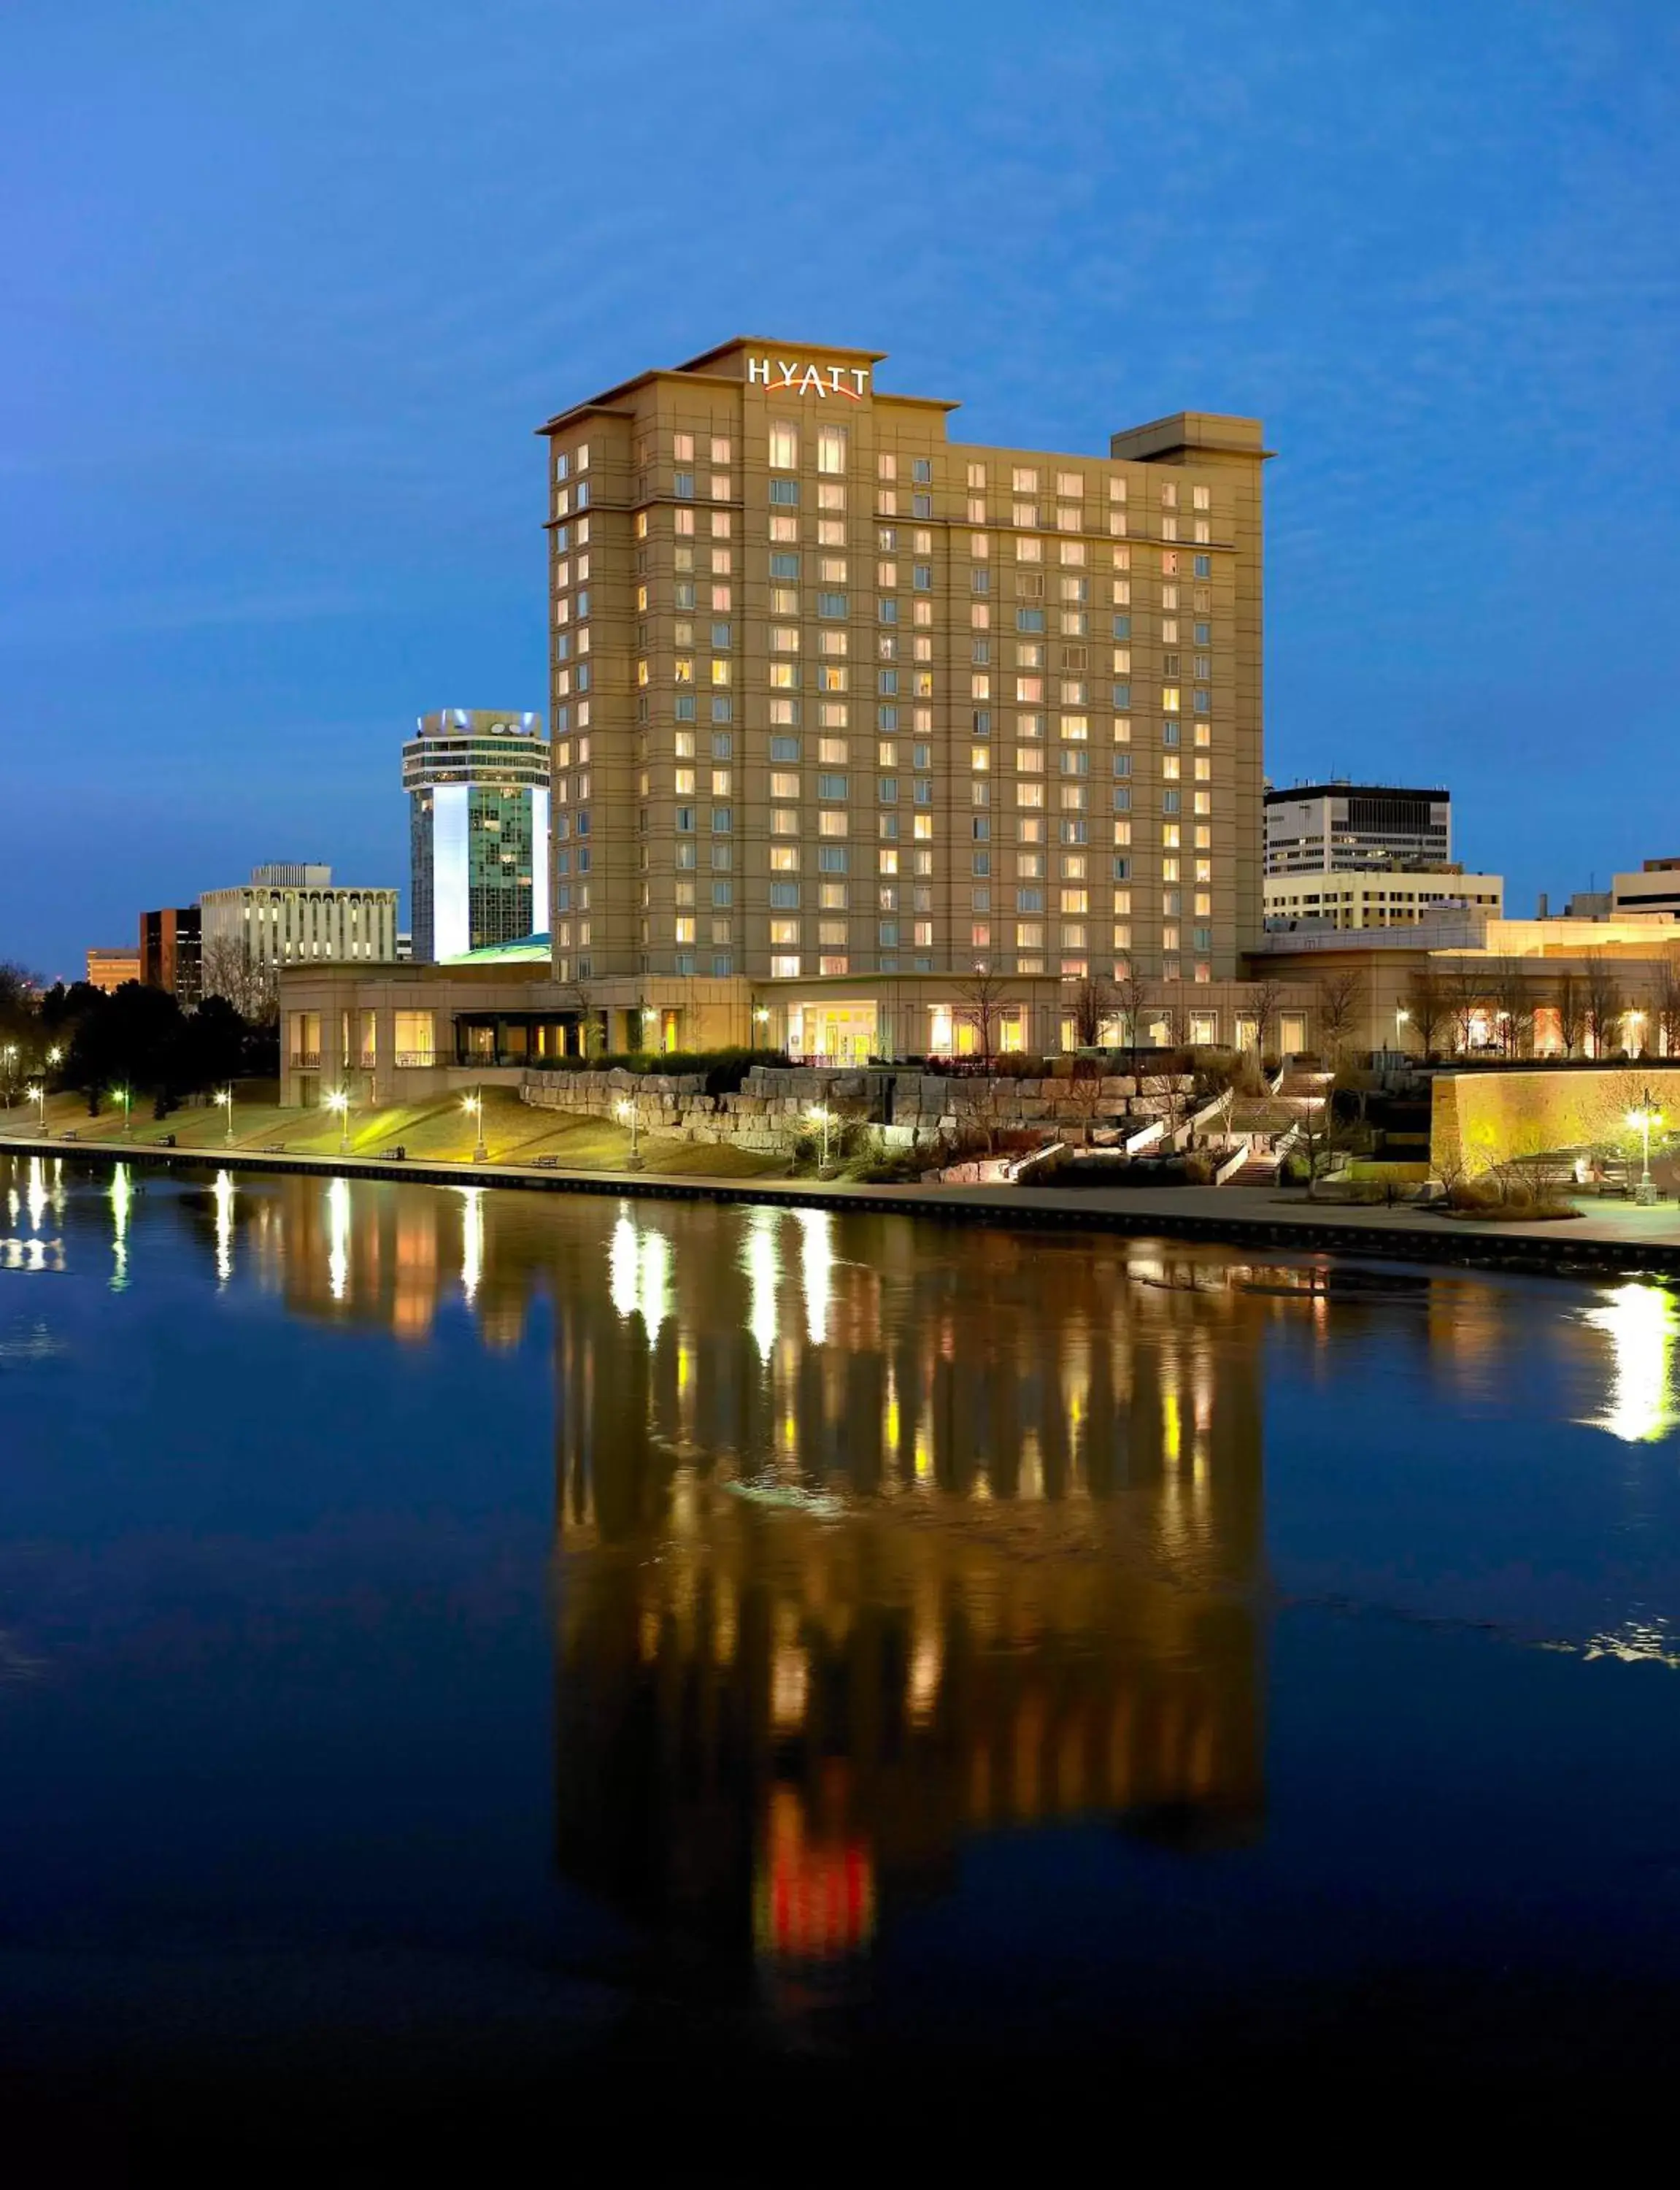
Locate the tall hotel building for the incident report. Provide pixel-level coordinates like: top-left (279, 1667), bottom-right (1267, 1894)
top-left (404, 710), bottom-right (550, 961)
top-left (278, 342), bottom-right (1280, 1097)
top-left (542, 337), bottom-right (1268, 1057)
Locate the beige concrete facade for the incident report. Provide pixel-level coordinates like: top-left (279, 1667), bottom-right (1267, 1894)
top-left (201, 874), bottom-right (398, 980)
top-left (539, 338), bottom-right (1269, 1023)
top-left (1264, 869), bottom-right (1503, 930)
top-left (1256, 915), bottom-right (1680, 1059)
top-left (280, 962), bottom-right (569, 1107)
top-left (85, 948), bottom-right (141, 992)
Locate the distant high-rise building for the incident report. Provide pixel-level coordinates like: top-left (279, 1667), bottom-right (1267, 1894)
top-left (1611, 858), bottom-right (1680, 919)
top-left (199, 865), bottom-right (398, 989)
top-left (1263, 867), bottom-right (1503, 931)
top-left (139, 906), bottom-right (201, 1006)
top-left (85, 948), bottom-right (141, 992)
top-left (403, 710), bottom-right (550, 962)
top-left (1264, 783), bottom-right (1452, 876)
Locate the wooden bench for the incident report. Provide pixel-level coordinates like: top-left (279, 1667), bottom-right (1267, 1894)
top-left (533, 1154), bottom-right (561, 1169)
top-left (261, 1141), bottom-right (285, 1153)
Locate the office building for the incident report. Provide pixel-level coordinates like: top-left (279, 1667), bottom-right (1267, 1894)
top-left (85, 948), bottom-right (141, 992)
top-left (403, 710), bottom-right (550, 962)
top-left (201, 865), bottom-right (398, 986)
top-left (1611, 859), bottom-right (1680, 918)
top-left (139, 906), bottom-right (201, 1005)
top-left (1264, 868), bottom-right (1503, 932)
top-left (1264, 783), bottom-right (1452, 876)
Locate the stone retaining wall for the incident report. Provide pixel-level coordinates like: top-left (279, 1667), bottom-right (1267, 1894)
top-left (521, 1063), bottom-right (1198, 1154)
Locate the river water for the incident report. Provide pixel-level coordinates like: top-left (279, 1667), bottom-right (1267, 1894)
top-left (4, 1153), bottom-right (1680, 2142)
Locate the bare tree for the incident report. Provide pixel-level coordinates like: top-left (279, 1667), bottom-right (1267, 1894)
top-left (556, 977), bottom-right (604, 1058)
top-left (1111, 972), bottom-right (1149, 1072)
top-left (1399, 964), bottom-right (1448, 1059)
top-left (1583, 952), bottom-right (1625, 1058)
top-left (1066, 1056), bottom-right (1114, 1148)
top-left (1314, 969), bottom-right (1368, 1068)
top-left (1444, 958), bottom-right (1485, 1055)
top-left (955, 967), bottom-right (1009, 1068)
top-left (1554, 969), bottom-right (1586, 1060)
top-left (1293, 1080), bottom-right (1343, 1200)
top-left (1154, 983), bottom-right (1190, 1054)
top-left (1656, 951), bottom-right (1680, 1061)
top-left (199, 936), bottom-right (277, 1024)
top-left (1489, 957), bottom-right (1532, 1058)
top-left (1068, 969), bottom-right (1114, 1050)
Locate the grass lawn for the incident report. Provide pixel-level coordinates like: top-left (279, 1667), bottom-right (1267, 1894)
top-left (20, 1088), bottom-right (786, 1179)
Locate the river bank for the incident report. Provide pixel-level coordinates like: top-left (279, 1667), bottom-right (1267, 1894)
top-left (7, 1126), bottom-right (1680, 1280)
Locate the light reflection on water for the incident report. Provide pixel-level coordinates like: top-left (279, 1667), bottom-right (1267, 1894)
top-left (7, 1153), bottom-right (1680, 2076)
top-left (1578, 1281), bottom-right (1680, 1443)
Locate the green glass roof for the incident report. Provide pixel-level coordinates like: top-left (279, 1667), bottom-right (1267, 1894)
top-left (440, 931), bottom-right (551, 965)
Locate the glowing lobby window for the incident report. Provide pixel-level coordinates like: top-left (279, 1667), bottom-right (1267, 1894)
top-left (394, 1011), bottom-right (434, 1066)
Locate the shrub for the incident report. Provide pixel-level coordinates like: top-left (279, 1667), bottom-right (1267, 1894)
top-left (1447, 1179), bottom-right (1498, 1212)
top-left (844, 1151), bottom-right (924, 1183)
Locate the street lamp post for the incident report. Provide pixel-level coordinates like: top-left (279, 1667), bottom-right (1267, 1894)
top-left (325, 1088), bottom-right (350, 1153)
top-left (1627, 1088), bottom-right (1663, 1207)
top-left (462, 1088), bottom-right (487, 1163)
top-left (215, 1087), bottom-right (234, 1144)
top-left (113, 1085), bottom-right (132, 1139)
top-left (26, 1083), bottom-right (45, 1134)
top-left (1, 1044), bottom-right (16, 1105)
top-left (807, 1103), bottom-right (832, 1169)
top-left (614, 1096), bottom-right (643, 1169)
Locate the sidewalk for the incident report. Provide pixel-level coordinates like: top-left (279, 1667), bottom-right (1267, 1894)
top-left (5, 1128), bottom-right (1679, 1279)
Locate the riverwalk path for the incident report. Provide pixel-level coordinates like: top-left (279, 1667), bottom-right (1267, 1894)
top-left (7, 1125), bottom-right (1680, 1281)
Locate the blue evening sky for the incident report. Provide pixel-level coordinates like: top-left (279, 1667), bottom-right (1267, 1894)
top-left (2, 0), bottom-right (1676, 977)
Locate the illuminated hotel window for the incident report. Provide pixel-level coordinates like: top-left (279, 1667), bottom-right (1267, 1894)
top-left (769, 423), bottom-right (797, 469)
top-left (817, 426), bottom-right (848, 474)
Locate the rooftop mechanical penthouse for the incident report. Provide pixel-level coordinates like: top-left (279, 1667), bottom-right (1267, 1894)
top-left (539, 337), bottom-right (1269, 1059)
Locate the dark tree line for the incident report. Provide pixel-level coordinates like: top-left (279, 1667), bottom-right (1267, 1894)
top-left (1, 964), bottom-right (277, 1118)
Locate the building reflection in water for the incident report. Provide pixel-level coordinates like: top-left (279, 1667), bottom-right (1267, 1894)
top-left (32, 1159), bottom-right (1680, 1983)
top-left (551, 1202), bottom-right (1268, 1983)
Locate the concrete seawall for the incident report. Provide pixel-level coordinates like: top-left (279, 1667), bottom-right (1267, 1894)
top-left (6, 1130), bottom-right (1680, 1283)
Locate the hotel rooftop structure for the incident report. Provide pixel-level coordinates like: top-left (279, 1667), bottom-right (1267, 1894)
top-left (281, 341), bottom-right (1298, 1099)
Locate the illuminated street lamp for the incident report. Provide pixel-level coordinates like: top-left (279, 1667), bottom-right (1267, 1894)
top-left (806, 1102), bottom-right (833, 1168)
top-left (214, 1086), bottom-right (234, 1143)
top-left (26, 1083), bottom-right (45, 1133)
top-left (325, 1088), bottom-right (350, 1153)
top-left (614, 1096), bottom-right (643, 1169)
top-left (46, 1045), bottom-right (63, 1070)
top-left (1627, 1088), bottom-right (1663, 1207)
top-left (112, 1084), bottom-right (133, 1138)
top-left (462, 1088), bottom-right (488, 1163)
